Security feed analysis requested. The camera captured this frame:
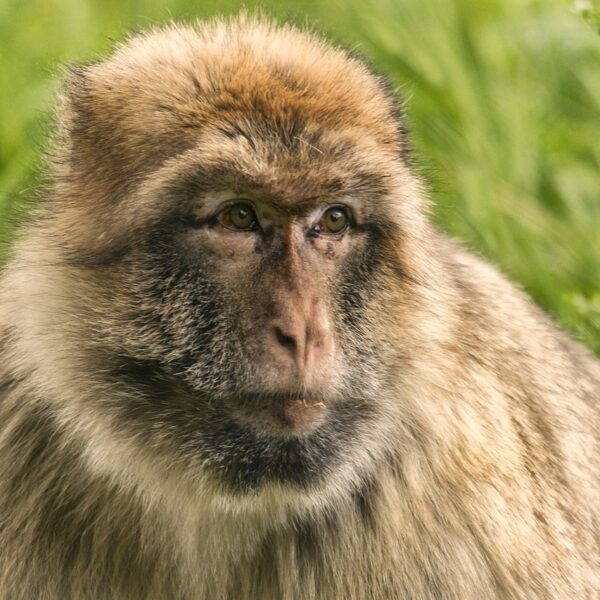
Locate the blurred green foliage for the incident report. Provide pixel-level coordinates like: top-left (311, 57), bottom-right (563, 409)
top-left (0, 0), bottom-right (599, 352)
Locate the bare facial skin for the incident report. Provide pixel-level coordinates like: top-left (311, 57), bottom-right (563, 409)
top-left (189, 191), bottom-right (351, 435)
top-left (0, 16), bottom-right (598, 600)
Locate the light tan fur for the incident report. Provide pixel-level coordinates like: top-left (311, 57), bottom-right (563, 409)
top-left (0, 16), bottom-right (598, 599)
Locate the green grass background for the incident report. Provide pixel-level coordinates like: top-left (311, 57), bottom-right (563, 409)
top-left (1, 0), bottom-right (599, 352)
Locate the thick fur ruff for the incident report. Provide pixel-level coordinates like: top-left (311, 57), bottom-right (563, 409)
top-left (0, 16), bottom-right (598, 599)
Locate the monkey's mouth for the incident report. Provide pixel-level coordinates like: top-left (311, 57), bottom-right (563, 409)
top-left (224, 392), bottom-right (328, 437)
top-left (196, 390), bottom-right (372, 493)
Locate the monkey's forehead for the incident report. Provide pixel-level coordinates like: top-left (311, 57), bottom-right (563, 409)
top-left (63, 17), bottom-right (404, 160)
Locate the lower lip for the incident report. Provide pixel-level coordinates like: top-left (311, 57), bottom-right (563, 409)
top-left (228, 397), bottom-right (328, 437)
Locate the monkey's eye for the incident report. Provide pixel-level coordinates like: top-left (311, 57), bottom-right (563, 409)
top-left (218, 202), bottom-right (259, 231)
top-left (314, 206), bottom-right (351, 236)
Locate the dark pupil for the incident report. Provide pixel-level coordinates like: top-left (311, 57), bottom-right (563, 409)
top-left (232, 205), bottom-right (252, 227)
top-left (326, 209), bottom-right (345, 230)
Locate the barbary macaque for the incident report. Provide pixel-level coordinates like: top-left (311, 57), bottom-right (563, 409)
top-left (0, 16), bottom-right (598, 600)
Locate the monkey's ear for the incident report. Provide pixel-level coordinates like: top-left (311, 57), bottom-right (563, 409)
top-left (385, 95), bottom-right (412, 165)
top-left (364, 67), bottom-right (412, 164)
top-left (55, 64), bottom-right (141, 203)
top-left (54, 59), bottom-right (196, 205)
top-left (50, 63), bottom-right (170, 262)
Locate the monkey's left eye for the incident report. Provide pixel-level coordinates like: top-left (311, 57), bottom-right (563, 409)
top-left (218, 202), bottom-right (259, 231)
top-left (314, 206), bottom-right (351, 236)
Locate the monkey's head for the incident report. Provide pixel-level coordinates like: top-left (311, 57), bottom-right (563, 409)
top-left (37, 18), bottom-right (439, 506)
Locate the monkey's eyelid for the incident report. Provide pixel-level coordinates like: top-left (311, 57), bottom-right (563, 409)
top-left (217, 201), bottom-right (261, 232)
top-left (310, 205), bottom-right (353, 237)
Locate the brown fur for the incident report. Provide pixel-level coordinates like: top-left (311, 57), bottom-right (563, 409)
top-left (0, 16), bottom-right (598, 599)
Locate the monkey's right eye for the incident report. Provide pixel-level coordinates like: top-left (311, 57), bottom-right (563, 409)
top-left (218, 202), bottom-right (259, 231)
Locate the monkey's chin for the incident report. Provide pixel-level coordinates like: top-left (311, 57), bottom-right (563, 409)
top-left (225, 393), bottom-right (328, 437)
top-left (195, 391), bottom-right (371, 494)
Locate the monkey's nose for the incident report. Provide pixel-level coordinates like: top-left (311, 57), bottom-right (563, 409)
top-left (269, 311), bottom-right (332, 379)
top-left (271, 322), bottom-right (309, 375)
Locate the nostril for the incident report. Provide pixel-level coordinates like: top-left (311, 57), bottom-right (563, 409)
top-left (274, 326), bottom-right (296, 351)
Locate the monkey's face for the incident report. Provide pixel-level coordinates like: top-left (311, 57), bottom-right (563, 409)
top-left (178, 193), bottom-right (357, 424)
top-left (103, 133), bottom-right (413, 496)
top-left (53, 26), bottom-right (425, 497)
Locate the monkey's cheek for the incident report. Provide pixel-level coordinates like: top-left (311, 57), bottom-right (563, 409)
top-left (227, 399), bottom-right (328, 437)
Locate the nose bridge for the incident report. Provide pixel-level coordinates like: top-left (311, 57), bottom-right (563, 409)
top-left (278, 223), bottom-right (307, 290)
top-left (276, 279), bottom-right (320, 341)
top-left (272, 225), bottom-right (315, 305)
top-left (268, 227), bottom-right (332, 378)
top-left (275, 231), bottom-right (320, 335)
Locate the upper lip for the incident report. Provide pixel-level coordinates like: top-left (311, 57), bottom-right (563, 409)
top-left (234, 391), bottom-right (326, 407)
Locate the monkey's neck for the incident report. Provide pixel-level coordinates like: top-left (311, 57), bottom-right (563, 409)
top-left (0, 363), bottom-right (384, 599)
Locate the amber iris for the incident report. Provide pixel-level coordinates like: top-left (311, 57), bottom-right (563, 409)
top-left (219, 202), bottom-right (258, 231)
top-left (319, 206), bottom-right (349, 235)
